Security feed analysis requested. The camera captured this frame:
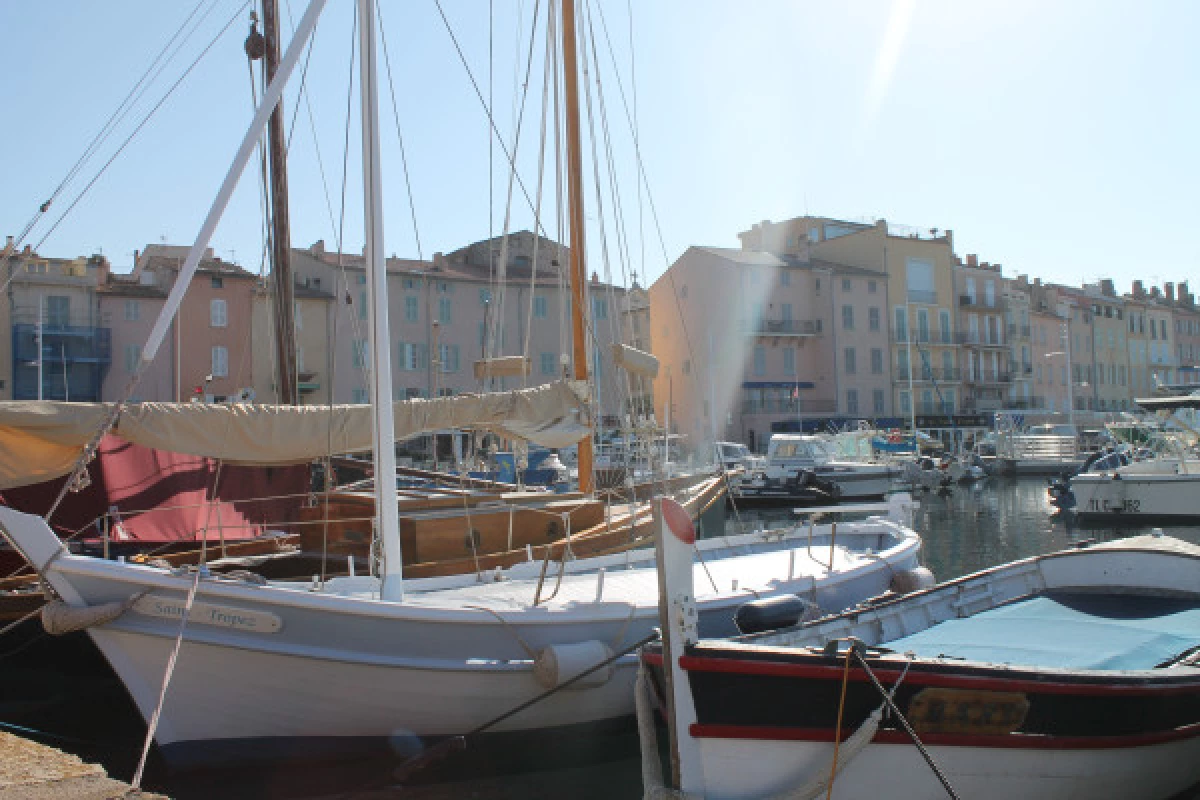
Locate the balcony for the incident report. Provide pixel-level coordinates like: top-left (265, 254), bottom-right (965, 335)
top-left (893, 328), bottom-right (955, 345)
top-left (962, 371), bottom-right (1013, 385)
top-left (1006, 323), bottom-right (1032, 340)
top-left (896, 366), bottom-right (962, 382)
top-left (1008, 360), bottom-right (1034, 377)
top-left (12, 323), bottom-right (112, 401)
top-left (743, 318), bottom-right (819, 337)
top-left (958, 295), bottom-right (1004, 310)
top-left (955, 331), bottom-right (1007, 348)
top-left (906, 289), bottom-right (938, 305)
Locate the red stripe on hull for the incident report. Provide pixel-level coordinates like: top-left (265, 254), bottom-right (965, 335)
top-left (690, 721), bottom-right (1200, 750)
top-left (676, 654), bottom-right (1200, 697)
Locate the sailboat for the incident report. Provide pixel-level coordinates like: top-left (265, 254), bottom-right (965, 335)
top-left (0, 0), bottom-right (928, 768)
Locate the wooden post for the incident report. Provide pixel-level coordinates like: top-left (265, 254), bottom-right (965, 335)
top-left (263, 0), bottom-right (299, 405)
top-left (560, 0), bottom-right (594, 494)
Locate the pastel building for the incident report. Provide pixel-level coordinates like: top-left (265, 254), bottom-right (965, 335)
top-left (4, 244), bottom-right (111, 401)
top-left (649, 245), bottom-right (889, 451)
top-left (290, 233), bottom-right (629, 417)
top-left (1172, 282), bottom-right (1200, 387)
top-left (954, 256), bottom-right (1009, 413)
top-left (99, 270), bottom-right (173, 402)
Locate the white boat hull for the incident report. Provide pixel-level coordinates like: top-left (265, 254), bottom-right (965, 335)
top-left (694, 735), bottom-right (1200, 800)
top-left (1071, 472), bottom-right (1200, 520)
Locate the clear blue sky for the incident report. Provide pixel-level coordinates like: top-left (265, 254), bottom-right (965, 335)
top-left (2, 1), bottom-right (1197, 292)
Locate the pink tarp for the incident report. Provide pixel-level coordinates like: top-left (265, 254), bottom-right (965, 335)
top-left (0, 435), bottom-right (308, 543)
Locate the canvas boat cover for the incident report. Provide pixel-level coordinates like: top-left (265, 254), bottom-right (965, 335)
top-left (1136, 394), bottom-right (1200, 412)
top-left (0, 381), bottom-right (589, 489)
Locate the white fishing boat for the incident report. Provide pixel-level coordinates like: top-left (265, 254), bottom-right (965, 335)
top-left (644, 509), bottom-right (1200, 800)
top-left (0, 0), bottom-right (929, 770)
top-left (1058, 395), bottom-right (1200, 520)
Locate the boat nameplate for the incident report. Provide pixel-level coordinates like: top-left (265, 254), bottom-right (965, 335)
top-left (907, 687), bottom-right (1029, 735)
top-left (132, 595), bottom-right (283, 634)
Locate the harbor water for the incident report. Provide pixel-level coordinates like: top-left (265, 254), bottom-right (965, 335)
top-left (3, 477), bottom-right (1199, 798)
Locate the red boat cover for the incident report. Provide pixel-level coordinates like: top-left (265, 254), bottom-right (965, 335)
top-left (0, 435), bottom-right (308, 543)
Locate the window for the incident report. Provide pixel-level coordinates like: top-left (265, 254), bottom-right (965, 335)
top-left (436, 280), bottom-right (451, 293)
top-left (780, 347), bottom-right (795, 374)
top-left (680, 285), bottom-right (688, 299)
top-left (815, 278), bottom-right (821, 292)
top-left (939, 310), bottom-right (951, 343)
top-left (540, 352), bottom-right (556, 375)
top-left (480, 288), bottom-right (492, 304)
top-left (868, 280), bottom-right (877, 294)
top-left (984, 280), bottom-right (995, 307)
top-left (965, 277), bottom-right (976, 304)
top-left (781, 271), bottom-right (791, 287)
top-left (869, 307), bottom-right (880, 332)
top-left (405, 295), bottom-right (419, 322)
top-left (917, 309), bottom-right (930, 342)
top-left (683, 359), bottom-right (692, 375)
top-left (352, 339), bottom-right (368, 369)
top-left (438, 297), bottom-right (452, 324)
top-left (398, 341), bottom-right (425, 371)
top-left (211, 346), bottom-right (228, 377)
top-left (781, 303), bottom-right (793, 321)
top-left (871, 348), bottom-right (883, 374)
top-left (846, 389), bottom-right (859, 415)
top-left (844, 347), bottom-right (856, 374)
top-left (359, 290), bottom-right (368, 320)
top-left (842, 305), bottom-right (854, 330)
top-left (124, 299), bottom-right (139, 321)
top-left (753, 346), bottom-right (766, 377)
top-left (210, 298), bottom-right (227, 327)
top-left (534, 295), bottom-right (548, 318)
top-left (402, 277), bottom-right (417, 289)
top-left (894, 307), bottom-right (908, 342)
top-left (873, 389), bottom-right (885, 414)
top-left (592, 296), bottom-right (608, 320)
top-left (124, 344), bottom-right (140, 374)
top-left (352, 387), bottom-right (369, 404)
top-left (46, 295), bottom-right (69, 327)
top-left (905, 258), bottom-right (935, 303)
top-left (439, 344), bottom-right (460, 373)
top-left (899, 390), bottom-right (911, 414)
top-left (211, 275), bottom-right (224, 289)
top-left (842, 278), bottom-right (852, 292)
top-left (897, 348), bottom-right (910, 376)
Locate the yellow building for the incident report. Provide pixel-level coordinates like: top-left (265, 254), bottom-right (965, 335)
top-left (740, 217), bottom-right (963, 425)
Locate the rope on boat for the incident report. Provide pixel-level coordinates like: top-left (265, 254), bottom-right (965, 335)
top-left (392, 629), bottom-right (660, 785)
top-left (40, 591), bottom-right (146, 636)
top-left (131, 569), bottom-right (201, 791)
top-left (846, 640), bottom-right (959, 800)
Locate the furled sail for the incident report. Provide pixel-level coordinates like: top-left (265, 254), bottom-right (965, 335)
top-left (0, 381), bottom-right (589, 489)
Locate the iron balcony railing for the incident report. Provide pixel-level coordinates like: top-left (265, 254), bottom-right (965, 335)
top-left (743, 318), bottom-right (820, 336)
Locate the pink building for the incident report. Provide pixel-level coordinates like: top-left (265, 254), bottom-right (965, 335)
top-left (649, 247), bottom-right (891, 453)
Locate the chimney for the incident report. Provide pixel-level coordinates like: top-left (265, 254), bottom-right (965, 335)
top-left (1101, 279), bottom-right (1115, 297)
top-left (3, 235), bottom-right (12, 253)
top-left (1133, 280), bottom-right (1145, 299)
top-left (966, 254), bottom-right (978, 268)
top-left (1165, 282), bottom-right (1175, 303)
top-left (591, 271), bottom-right (600, 284)
top-left (993, 263), bottom-right (1003, 273)
top-left (944, 229), bottom-right (953, 248)
top-left (1151, 286), bottom-right (1163, 299)
top-left (1180, 281), bottom-right (1191, 306)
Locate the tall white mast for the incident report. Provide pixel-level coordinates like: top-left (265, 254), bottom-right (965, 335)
top-left (358, 0), bottom-right (403, 601)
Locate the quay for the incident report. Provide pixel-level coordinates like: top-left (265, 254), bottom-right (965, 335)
top-left (0, 731), bottom-right (166, 800)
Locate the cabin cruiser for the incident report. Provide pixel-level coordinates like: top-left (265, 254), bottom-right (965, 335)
top-left (730, 434), bottom-right (892, 507)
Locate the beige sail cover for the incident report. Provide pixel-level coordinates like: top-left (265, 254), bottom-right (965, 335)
top-left (0, 381), bottom-right (590, 489)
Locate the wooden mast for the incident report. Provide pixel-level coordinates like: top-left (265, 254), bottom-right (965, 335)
top-left (561, 0), bottom-right (594, 494)
top-left (263, 0), bottom-right (299, 404)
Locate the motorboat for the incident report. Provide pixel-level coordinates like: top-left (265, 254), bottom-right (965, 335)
top-left (730, 434), bottom-right (892, 507)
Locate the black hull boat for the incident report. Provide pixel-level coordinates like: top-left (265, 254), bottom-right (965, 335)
top-left (644, 526), bottom-right (1200, 800)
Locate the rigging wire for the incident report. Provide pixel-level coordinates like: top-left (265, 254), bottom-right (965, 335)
top-left (27, 0), bottom-right (253, 261)
top-left (376, 2), bottom-right (424, 260)
top-left (487, 0), bottom-right (543, 363)
top-left (431, 0), bottom-right (552, 240)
